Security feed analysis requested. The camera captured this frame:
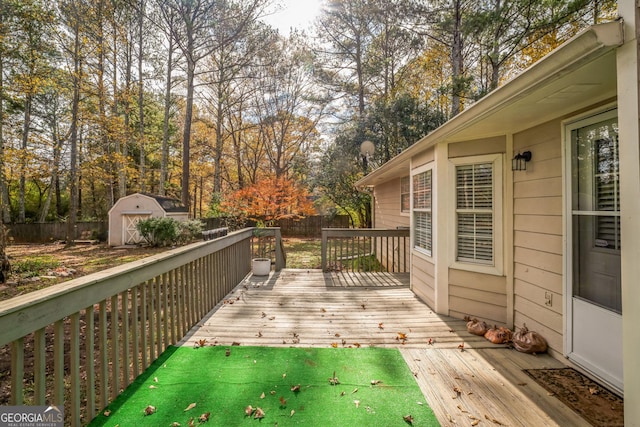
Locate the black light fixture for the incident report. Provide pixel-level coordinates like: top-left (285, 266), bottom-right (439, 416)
top-left (512, 150), bottom-right (532, 171)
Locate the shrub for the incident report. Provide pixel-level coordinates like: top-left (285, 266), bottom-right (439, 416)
top-left (136, 218), bottom-right (203, 247)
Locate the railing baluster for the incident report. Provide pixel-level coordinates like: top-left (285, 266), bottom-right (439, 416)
top-left (169, 270), bottom-right (176, 345)
top-left (10, 338), bottom-right (24, 405)
top-left (122, 291), bottom-right (130, 389)
top-left (155, 276), bottom-right (163, 357)
top-left (34, 328), bottom-right (46, 405)
top-left (70, 312), bottom-right (81, 426)
top-left (110, 295), bottom-right (120, 401)
top-left (98, 302), bottom-right (108, 409)
top-left (54, 320), bottom-right (64, 407)
top-left (85, 306), bottom-right (96, 418)
top-left (132, 286), bottom-right (140, 378)
top-left (148, 279), bottom-right (156, 363)
top-left (140, 282), bottom-right (149, 371)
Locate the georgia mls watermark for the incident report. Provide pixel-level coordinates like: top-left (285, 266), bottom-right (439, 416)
top-left (0, 406), bottom-right (63, 427)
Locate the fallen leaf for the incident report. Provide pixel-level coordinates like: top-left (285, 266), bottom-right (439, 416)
top-left (290, 409), bottom-right (295, 417)
top-left (184, 403), bottom-right (196, 412)
top-left (198, 412), bottom-right (210, 422)
top-left (188, 417), bottom-right (195, 427)
top-left (331, 342), bottom-right (338, 348)
top-left (225, 348), bottom-right (230, 357)
top-left (282, 373), bottom-right (287, 379)
top-left (403, 414), bottom-right (414, 424)
top-left (321, 308), bottom-right (326, 312)
top-left (340, 391), bottom-right (345, 396)
top-left (456, 404), bottom-right (467, 413)
top-left (453, 387), bottom-right (462, 397)
top-left (335, 333), bottom-right (341, 337)
top-left (361, 304), bottom-right (366, 309)
top-left (261, 312), bottom-right (266, 318)
top-left (428, 338), bottom-right (434, 345)
top-left (257, 331), bottom-right (263, 337)
top-left (143, 405), bottom-right (156, 416)
top-left (291, 384), bottom-right (301, 392)
top-left (153, 377), bottom-right (158, 383)
top-left (103, 410), bottom-right (111, 417)
top-left (279, 396), bottom-right (287, 405)
top-left (245, 405), bottom-right (254, 416)
top-left (270, 390), bottom-right (276, 395)
top-left (378, 323), bottom-right (384, 329)
top-left (458, 343), bottom-right (465, 351)
top-left (353, 342), bottom-right (361, 348)
top-left (396, 332), bottom-right (408, 341)
top-left (472, 420), bottom-right (480, 426)
top-left (149, 385), bottom-right (157, 389)
top-left (232, 342), bottom-right (240, 346)
top-left (354, 400), bottom-right (360, 408)
top-left (254, 407), bottom-right (265, 419)
top-left (352, 387), bottom-right (358, 394)
top-left (197, 339), bottom-right (207, 347)
top-left (171, 423), bottom-right (181, 427)
top-left (329, 372), bottom-right (340, 385)
top-left (260, 392), bottom-right (265, 399)
top-left (371, 380), bottom-right (382, 385)
top-left (589, 387), bottom-right (600, 395)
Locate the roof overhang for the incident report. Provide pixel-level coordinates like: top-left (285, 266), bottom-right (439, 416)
top-left (356, 20), bottom-right (624, 188)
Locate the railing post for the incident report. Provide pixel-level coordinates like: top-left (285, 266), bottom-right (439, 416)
top-left (321, 229), bottom-right (328, 271)
top-left (274, 228), bottom-right (285, 271)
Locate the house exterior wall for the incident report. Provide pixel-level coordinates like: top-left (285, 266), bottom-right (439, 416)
top-left (372, 178), bottom-right (411, 272)
top-left (446, 137), bottom-right (508, 325)
top-left (372, 178), bottom-right (410, 229)
top-left (512, 120), bottom-right (565, 353)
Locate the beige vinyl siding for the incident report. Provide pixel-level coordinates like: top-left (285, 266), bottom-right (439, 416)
top-left (411, 254), bottom-right (435, 308)
top-left (512, 119), bottom-right (564, 354)
top-left (412, 147), bottom-right (434, 169)
top-left (373, 178), bottom-right (410, 229)
top-left (448, 136), bottom-right (506, 158)
top-left (449, 268), bottom-right (507, 324)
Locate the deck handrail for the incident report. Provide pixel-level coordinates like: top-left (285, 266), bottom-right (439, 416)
top-left (321, 228), bottom-right (410, 273)
top-left (0, 227), bottom-right (283, 426)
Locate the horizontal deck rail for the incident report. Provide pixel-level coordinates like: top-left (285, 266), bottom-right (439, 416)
top-left (0, 227), bottom-right (284, 426)
top-left (321, 228), bottom-right (410, 273)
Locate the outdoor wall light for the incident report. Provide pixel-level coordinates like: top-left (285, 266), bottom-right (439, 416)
top-left (512, 151), bottom-right (532, 171)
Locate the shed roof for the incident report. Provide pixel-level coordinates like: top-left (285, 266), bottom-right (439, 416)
top-left (140, 193), bottom-right (188, 213)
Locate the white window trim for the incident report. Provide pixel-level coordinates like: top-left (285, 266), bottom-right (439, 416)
top-left (411, 163), bottom-right (434, 259)
top-left (448, 154), bottom-right (503, 276)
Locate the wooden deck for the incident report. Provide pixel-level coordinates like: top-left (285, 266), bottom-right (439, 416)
top-left (180, 269), bottom-right (589, 427)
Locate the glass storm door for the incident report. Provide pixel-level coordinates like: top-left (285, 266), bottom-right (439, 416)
top-left (568, 110), bottom-right (622, 392)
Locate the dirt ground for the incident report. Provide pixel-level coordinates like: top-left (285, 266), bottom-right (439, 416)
top-left (1, 243), bottom-right (168, 301)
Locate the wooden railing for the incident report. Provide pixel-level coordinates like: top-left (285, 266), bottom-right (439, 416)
top-left (0, 227), bottom-right (284, 426)
top-left (321, 228), bottom-right (410, 273)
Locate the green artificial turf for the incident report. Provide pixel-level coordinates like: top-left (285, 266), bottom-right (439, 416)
top-left (88, 346), bottom-right (439, 426)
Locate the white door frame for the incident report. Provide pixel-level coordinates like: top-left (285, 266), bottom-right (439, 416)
top-left (563, 105), bottom-right (623, 393)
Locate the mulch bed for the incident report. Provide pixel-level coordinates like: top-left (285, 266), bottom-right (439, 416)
top-left (524, 367), bottom-right (623, 426)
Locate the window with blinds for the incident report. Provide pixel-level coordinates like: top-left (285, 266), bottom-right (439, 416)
top-left (400, 176), bottom-right (410, 213)
top-left (595, 136), bottom-right (620, 250)
top-left (455, 163), bottom-right (493, 263)
top-left (413, 169), bottom-right (432, 254)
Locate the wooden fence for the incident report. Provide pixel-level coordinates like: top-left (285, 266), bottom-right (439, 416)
top-left (6, 216), bottom-right (350, 244)
top-left (321, 228), bottom-right (410, 273)
top-left (7, 222), bottom-right (108, 243)
top-left (0, 228), bottom-right (284, 426)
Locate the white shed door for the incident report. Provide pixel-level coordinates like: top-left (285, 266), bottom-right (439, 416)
top-left (123, 214), bottom-right (150, 245)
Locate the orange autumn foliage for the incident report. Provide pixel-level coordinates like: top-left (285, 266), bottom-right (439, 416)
top-left (221, 177), bottom-right (316, 222)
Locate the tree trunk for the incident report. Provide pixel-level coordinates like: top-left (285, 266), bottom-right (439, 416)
top-left (138, 0), bottom-right (146, 193)
top-left (181, 55), bottom-right (195, 209)
top-left (66, 19), bottom-right (81, 246)
top-left (160, 15), bottom-right (175, 197)
top-left (18, 96), bottom-right (32, 223)
top-left (450, 0), bottom-right (464, 116)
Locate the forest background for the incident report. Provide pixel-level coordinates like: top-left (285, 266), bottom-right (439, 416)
top-left (0, 0), bottom-right (616, 237)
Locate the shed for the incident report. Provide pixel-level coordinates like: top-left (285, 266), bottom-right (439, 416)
top-left (108, 193), bottom-right (189, 246)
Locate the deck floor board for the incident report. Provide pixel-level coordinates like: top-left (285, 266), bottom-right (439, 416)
top-left (180, 269), bottom-right (589, 426)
